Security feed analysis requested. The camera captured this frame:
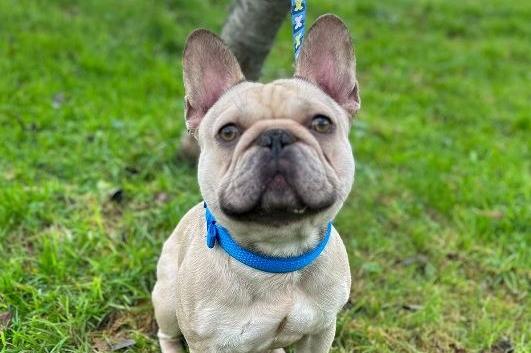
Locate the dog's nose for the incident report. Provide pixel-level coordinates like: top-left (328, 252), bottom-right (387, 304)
top-left (256, 129), bottom-right (296, 156)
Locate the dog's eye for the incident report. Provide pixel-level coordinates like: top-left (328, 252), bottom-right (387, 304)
top-left (218, 124), bottom-right (240, 142)
top-left (311, 115), bottom-right (333, 133)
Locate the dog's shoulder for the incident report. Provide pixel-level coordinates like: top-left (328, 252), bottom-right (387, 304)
top-left (157, 203), bottom-right (205, 278)
top-left (178, 202), bottom-right (206, 233)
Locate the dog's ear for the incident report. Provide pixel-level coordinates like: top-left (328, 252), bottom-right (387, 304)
top-left (183, 29), bottom-right (244, 130)
top-left (295, 14), bottom-right (360, 116)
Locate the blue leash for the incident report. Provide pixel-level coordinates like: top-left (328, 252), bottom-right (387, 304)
top-left (290, 0), bottom-right (307, 59)
top-left (204, 204), bottom-right (332, 273)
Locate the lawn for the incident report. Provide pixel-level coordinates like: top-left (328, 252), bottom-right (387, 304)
top-left (0, 0), bottom-right (529, 352)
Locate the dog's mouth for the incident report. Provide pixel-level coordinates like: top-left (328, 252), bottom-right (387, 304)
top-left (221, 200), bottom-right (328, 225)
top-left (220, 170), bottom-right (334, 225)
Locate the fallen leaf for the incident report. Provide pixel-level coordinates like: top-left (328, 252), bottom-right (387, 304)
top-left (477, 209), bottom-right (504, 220)
top-left (52, 92), bottom-right (65, 109)
top-left (155, 192), bottom-right (169, 204)
top-left (482, 338), bottom-right (514, 353)
top-left (401, 304), bottom-right (423, 312)
top-left (125, 166), bottom-right (140, 175)
top-left (446, 252), bottom-right (460, 261)
top-left (3, 169), bottom-right (16, 181)
top-left (0, 311), bottom-right (12, 330)
top-left (92, 337), bottom-right (109, 352)
top-left (399, 254), bottom-right (428, 267)
top-left (110, 338), bottom-right (135, 351)
top-left (109, 189), bottom-right (124, 203)
top-left (450, 343), bottom-right (468, 353)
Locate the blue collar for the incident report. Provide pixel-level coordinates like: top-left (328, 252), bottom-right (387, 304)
top-left (204, 203), bottom-right (332, 273)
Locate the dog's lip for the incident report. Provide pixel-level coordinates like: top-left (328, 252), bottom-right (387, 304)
top-left (220, 200), bottom-right (332, 225)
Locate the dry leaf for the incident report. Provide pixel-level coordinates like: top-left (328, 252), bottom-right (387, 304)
top-left (402, 304), bottom-right (423, 312)
top-left (0, 311), bottom-right (12, 330)
top-left (482, 338), bottom-right (514, 353)
top-left (110, 338), bottom-right (135, 351)
top-left (477, 210), bottom-right (504, 220)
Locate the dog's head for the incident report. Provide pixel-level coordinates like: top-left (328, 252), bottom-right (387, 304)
top-left (183, 15), bottom-right (359, 238)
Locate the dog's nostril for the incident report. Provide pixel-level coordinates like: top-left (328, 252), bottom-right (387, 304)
top-left (256, 129), bottom-right (296, 151)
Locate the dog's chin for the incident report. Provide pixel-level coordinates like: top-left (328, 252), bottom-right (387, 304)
top-left (220, 175), bottom-right (335, 225)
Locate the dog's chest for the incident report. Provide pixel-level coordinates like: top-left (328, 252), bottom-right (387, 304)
top-left (192, 285), bottom-right (332, 352)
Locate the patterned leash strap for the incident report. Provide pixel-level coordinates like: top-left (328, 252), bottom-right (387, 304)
top-left (290, 0), bottom-right (307, 59)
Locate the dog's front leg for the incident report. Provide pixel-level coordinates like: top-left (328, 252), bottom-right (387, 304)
top-left (293, 324), bottom-right (336, 353)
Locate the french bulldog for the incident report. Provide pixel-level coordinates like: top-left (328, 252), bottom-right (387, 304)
top-left (152, 14), bottom-right (360, 353)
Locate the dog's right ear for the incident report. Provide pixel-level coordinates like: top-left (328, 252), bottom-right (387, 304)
top-left (183, 29), bottom-right (244, 131)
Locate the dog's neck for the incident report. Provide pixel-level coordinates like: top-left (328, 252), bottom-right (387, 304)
top-left (219, 218), bottom-right (327, 258)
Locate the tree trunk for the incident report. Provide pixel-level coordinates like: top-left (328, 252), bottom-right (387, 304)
top-left (221, 0), bottom-right (289, 81)
top-left (179, 0), bottom-right (289, 161)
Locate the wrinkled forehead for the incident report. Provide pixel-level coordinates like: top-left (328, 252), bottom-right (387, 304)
top-left (202, 79), bottom-right (342, 130)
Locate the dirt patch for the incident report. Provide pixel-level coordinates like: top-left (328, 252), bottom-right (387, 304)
top-left (91, 307), bottom-right (157, 352)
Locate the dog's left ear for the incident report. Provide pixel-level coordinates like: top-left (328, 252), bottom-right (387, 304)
top-left (295, 14), bottom-right (360, 116)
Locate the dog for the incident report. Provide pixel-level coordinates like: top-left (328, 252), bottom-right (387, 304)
top-left (152, 14), bottom-right (360, 353)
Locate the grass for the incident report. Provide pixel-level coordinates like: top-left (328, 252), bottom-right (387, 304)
top-left (0, 0), bottom-right (529, 352)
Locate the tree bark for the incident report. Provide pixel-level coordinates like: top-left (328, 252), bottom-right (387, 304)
top-left (179, 0), bottom-right (289, 160)
top-left (221, 0), bottom-right (289, 80)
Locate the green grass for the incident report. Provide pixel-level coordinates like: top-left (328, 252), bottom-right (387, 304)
top-left (0, 0), bottom-right (529, 352)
